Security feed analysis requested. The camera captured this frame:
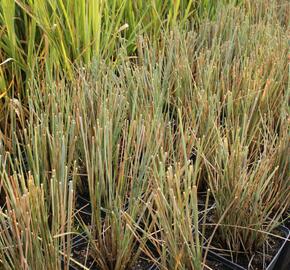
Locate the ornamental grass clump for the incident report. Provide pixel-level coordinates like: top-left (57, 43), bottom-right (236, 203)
top-left (147, 159), bottom-right (206, 270)
top-left (206, 135), bottom-right (289, 252)
top-left (0, 80), bottom-right (81, 269)
top-left (193, 2), bottom-right (290, 254)
top-left (0, 155), bottom-right (77, 270)
top-left (77, 96), bottom-right (163, 269)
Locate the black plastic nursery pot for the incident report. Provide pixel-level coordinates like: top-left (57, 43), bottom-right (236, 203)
top-left (207, 226), bottom-right (290, 270)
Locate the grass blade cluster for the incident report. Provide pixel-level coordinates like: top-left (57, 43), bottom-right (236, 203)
top-left (0, 1), bottom-right (289, 269)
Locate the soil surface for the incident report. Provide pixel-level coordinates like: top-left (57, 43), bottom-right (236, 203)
top-left (205, 258), bottom-right (233, 270)
top-left (203, 208), bottom-right (289, 270)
